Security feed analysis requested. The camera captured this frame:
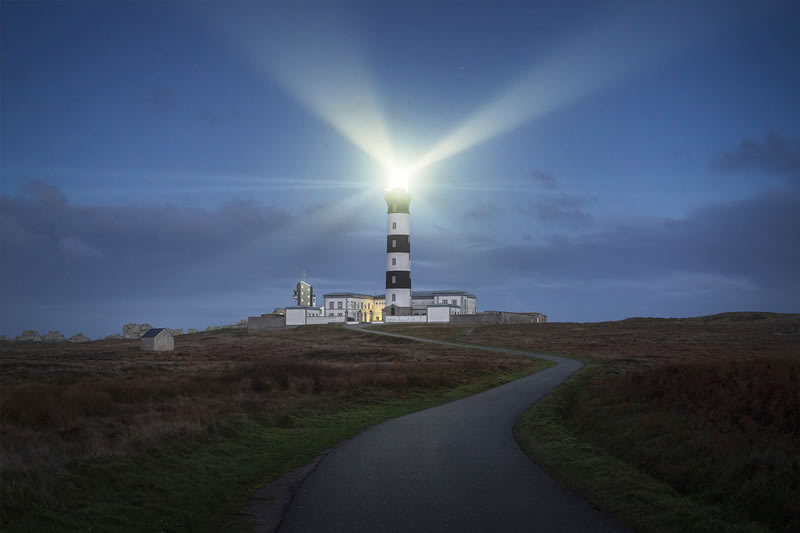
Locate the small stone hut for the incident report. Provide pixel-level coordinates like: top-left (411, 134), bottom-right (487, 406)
top-left (140, 328), bottom-right (174, 352)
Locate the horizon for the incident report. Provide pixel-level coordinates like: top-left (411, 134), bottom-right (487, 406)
top-left (2, 0), bottom-right (799, 338)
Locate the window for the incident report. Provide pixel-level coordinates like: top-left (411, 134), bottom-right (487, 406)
top-left (392, 258), bottom-right (396, 265)
top-left (391, 275), bottom-right (396, 284)
top-left (392, 222), bottom-right (396, 229)
top-left (392, 294), bottom-right (396, 302)
top-left (392, 239), bottom-right (396, 248)
top-left (452, 299), bottom-right (456, 304)
top-left (337, 301), bottom-right (342, 309)
top-left (329, 302), bottom-right (334, 309)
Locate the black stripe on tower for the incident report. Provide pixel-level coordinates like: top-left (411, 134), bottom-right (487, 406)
top-left (385, 270), bottom-right (411, 289)
top-left (386, 235), bottom-right (410, 253)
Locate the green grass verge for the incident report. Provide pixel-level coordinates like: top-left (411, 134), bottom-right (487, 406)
top-left (513, 359), bottom-right (770, 533)
top-left (3, 364), bottom-right (548, 532)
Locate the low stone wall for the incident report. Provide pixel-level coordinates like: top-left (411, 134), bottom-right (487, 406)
top-left (385, 315), bottom-right (427, 323)
top-left (247, 314), bottom-right (286, 332)
top-left (450, 311), bottom-right (547, 325)
top-left (306, 316), bottom-right (346, 325)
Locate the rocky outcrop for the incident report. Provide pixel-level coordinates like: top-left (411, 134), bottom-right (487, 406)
top-left (187, 328), bottom-right (198, 334)
top-left (43, 330), bottom-right (66, 343)
top-left (68, 333), bottom-right (91, 343)
top-left (167, 328), bottom-right (184, 336)
top-left (122, 323), bottom-right (152, 339)
top-left (15, 330), bottom-right (42, 342)
top-left (204, 319), bottom-right (248, 331)
top-left (103, 333), bottom-right (123, 340)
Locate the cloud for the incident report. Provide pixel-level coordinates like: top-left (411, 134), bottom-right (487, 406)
top-left (414, 187), bottom-right (799, 295)
top-left (714, 134), bottom-right (800, 178)
top-left (514, 193), bottom-right (593, 228)
top-left (0, 183), bottom-right (380, 307)
top-left (531, 169), bottom-right (558, 188)
top-left (463, 204), bottom-right (501, 222)
top-left (2, 183), bottom-right (797, 336)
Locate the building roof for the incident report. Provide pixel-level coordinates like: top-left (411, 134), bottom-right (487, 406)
top-left (323, 292), bottom-right (382, 299)
top-left (430, 290), bottom-right (477, 297)
top-left (427, 303), bottom-right (460, 307)
top-left (142, 328), bottom-right (169, 338)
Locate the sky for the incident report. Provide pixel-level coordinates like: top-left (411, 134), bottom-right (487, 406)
top-left (2, 0), bottom-right (799, 338)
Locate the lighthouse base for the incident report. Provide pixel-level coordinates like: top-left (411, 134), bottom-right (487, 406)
top-left (383, 304), bottom-right (412, 317)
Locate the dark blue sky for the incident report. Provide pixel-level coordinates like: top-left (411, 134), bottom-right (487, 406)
top-left (2, 0), bottom-right (799, 337)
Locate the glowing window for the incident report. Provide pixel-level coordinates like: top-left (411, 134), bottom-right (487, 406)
top-left (391, 275), bottom-right (396, 284)
top-left (392, 239), bottom-right (396, 248)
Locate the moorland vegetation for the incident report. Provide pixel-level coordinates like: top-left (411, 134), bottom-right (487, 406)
top-left (0, 326), bottom-right (546, 531)
top-left (380, 312), bottom-right (800, 532)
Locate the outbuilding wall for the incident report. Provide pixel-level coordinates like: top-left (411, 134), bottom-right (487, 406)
top-left (247, 315), bottom-right (286, 332)
top-left (427, 306), bottom-right (453, 323)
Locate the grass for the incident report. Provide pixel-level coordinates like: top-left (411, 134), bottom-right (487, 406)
top-left (377, 315), bottom-right (800, 532)
top-left (1, 325), bottom-right (548, 531)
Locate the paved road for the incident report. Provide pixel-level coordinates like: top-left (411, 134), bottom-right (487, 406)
top-left (278, 328), bottom-right (631, 532)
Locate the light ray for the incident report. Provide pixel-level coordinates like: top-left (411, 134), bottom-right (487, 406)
top-left (410, 3), bottom-right (729, 174)
top-left (215, 7), bottom-right (394, 167)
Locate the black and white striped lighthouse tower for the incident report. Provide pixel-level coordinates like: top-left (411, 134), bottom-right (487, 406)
top-left (385, 186), bottom-right (412, 316)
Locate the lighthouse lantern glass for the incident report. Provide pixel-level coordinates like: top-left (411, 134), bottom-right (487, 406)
top-left (387, 166), bottom-right (410, 191)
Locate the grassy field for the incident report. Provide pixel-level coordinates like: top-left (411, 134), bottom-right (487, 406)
top-left (379, 313), bottom-right (800, 532)
top-left (0, 325), bottom-right (549, 532)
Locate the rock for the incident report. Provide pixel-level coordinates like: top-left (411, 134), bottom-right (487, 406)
top-left (122, 323), bottom-right (152, 339)
top-left (233, 319), bottom-right (247, 328)
top-left (16, 330), bottom-right (42, 342)
top-left (187, 328), bottom-right (198, 334)
top-left (68, 333), bottom-right (91, 343)
top-left (43, 330), bottom-right (65, 343)
top-left (167, 328), bottom-right (184, 336)
top-left (103, 333), bottom-right (123, 340)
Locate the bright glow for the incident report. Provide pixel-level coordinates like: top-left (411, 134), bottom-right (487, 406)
top-left (215, 3), bottom-right (722, 189)
top-left (387, 165), bottom-right (410, 191)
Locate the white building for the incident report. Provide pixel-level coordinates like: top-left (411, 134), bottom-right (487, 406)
top-left (323, 293), bottom-right (386, 322)
top-left (411, 290), bottom-right (476, 316)
top-left (322, 290), bottom-right (475, 323)
top-left (286, 305), bottom-right (345, 326)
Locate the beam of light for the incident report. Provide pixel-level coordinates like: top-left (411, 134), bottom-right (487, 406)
top-left (213, 7), bottom-right (395, 168)
top-left (410, 3), bottom-right (731, 175)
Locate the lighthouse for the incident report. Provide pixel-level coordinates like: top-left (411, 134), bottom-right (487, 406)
top-left (384, 184), bottom-right (412, 316)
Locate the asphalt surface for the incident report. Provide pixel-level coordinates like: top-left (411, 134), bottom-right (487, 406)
top-left (278, 328), bottom-right (632, 533)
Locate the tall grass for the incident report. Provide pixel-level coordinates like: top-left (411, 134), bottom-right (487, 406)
top-left (572, 357), bottom-right (800, 531)
top-left (1, 327), bottom-right (542, 530)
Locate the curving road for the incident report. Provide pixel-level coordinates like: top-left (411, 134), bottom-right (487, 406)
top-left (277, 327), bottom-right (631, 532)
